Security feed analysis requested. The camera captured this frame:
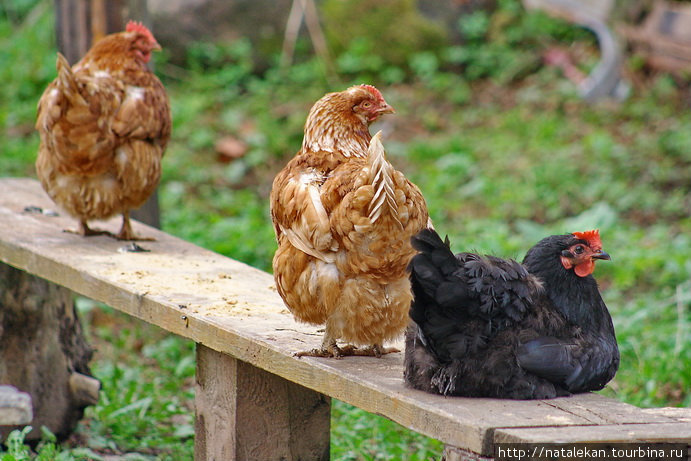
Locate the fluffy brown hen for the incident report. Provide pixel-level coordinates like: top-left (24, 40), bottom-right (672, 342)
top-left (271, 85), bottom-right (430, 358)
top-left (35, 21), bottom-right (171, 240)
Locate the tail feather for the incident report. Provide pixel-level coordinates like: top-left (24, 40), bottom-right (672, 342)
top-left (410, 229), bottom-right (457, 277)
top-left (408, 229), bottom-right (468, 327)
top-left (366, 131), bottom-right (402, 228)
top-left (37, 52), bottom-right (115, 172)
top-left (408, 230), bottom-right (473, 364)
top-left (55, 53), bottom-right (83, 104)
top-left (409, 229), bottom-right (545, 364)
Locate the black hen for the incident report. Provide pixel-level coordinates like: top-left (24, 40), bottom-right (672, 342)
top-left (404, 228), bottom-right (618, 399)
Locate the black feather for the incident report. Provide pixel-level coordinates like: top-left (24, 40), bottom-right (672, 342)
top-left (517, 337), bottom-right (577, 383)
top-left (405, 229), bottom-right (619, 399)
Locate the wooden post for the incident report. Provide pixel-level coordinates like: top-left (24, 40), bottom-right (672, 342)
top-left (54, 0), bottom-right (126, 65)
top-left (195, 345), bottom-right (331, 461)
top-left (54, 0), bottom-right (91, 65)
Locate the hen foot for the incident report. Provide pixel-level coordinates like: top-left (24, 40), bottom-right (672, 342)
top-left (64, 220), bottom-right (111, 237)
top-left (113, 229), bottom-right (155, 241)
top-left (294, 343), bottom-right (357, 359)
top-left (115, 214), bottom-right (155, 241)
top-left (350, 344), bottom-right (400, 358)
top-left (295, 344), bottom-right (399, 359)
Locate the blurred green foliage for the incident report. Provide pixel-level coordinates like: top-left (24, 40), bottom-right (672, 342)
top-left (323, 0), bottom-right (447, 77)
top-left (0, 1), bottom-right (55, 177)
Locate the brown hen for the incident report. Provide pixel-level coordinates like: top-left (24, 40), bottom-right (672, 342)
top-left (35, 21), bottom-right (171, 240)
top-left (271, 85), bottom-right (430, 358)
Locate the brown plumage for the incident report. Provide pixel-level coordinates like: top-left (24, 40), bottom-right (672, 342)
top-left (35, 21), bottom-right (171, 240)
top-left (271, 85), bottom-right (430, 358)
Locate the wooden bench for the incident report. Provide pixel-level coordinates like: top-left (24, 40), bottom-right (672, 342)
top-left (1, 178), bottom-right (690, 460)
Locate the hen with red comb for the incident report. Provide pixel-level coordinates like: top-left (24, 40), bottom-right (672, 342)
top-left (36, 21), bottom-right (170, 240)
top-left (271, 85), bottom-right (429, 358)
top-left (405, 228), bottom-right (618, 399)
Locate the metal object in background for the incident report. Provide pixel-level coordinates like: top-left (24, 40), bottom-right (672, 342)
top-left (524, 0), bottom-right (630, 102)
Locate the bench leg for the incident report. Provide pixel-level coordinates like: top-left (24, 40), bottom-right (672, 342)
top-left (194, 344), bottom-right (331, 461)
top-left (443, 445), bottom-right (494, 461)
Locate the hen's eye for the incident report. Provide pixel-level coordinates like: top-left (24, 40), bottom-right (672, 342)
top-left (574, 245), bottom-right (585, 255)
top-left (362, 101), bottom-right (372, 108)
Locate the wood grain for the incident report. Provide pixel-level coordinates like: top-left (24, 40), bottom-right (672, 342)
top-left (1, 178), bottom-right (688, 456)
top-left (194, 345), bottom-right (330, 461)
top-left (495, 423), bottom-right (691, 444)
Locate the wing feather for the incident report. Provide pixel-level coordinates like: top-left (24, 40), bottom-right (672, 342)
top-left (272, 168), bottom-right (338, 263)
top-left (111, 77), bottom-right (171, 148)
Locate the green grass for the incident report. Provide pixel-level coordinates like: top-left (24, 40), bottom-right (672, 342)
top-left (2, 0), bottom-right (691, 459)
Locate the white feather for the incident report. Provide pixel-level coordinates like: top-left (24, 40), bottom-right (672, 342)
top-left (366, 131), bottom-right (401, 228)
top-left (282, 226), bottom-right (336, 263)
top-left (282, 172), bottom-right (338, 263)
top-left (127, 86), bottom-right (145, 101)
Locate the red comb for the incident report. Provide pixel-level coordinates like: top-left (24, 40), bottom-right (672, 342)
top-left (126, 20), bottom-right (155, 43)
top-left (573, 229), bottom-right (602, 250)
top-left (359, 84), bottom-right (385, 102)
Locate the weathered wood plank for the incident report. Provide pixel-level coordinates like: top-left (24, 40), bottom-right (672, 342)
top-left (0, 178), bottom-right (685, 455)
top-left (495, 423), bottom-right (691, 445)
top-left (536, 392), bottom-right (677, 425)
top-left (641, 408), bottom-right (691, 423)
top-left (194, 345), bottom-right (330, 461)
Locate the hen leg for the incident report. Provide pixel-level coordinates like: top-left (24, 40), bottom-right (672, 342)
top-left (295, 328), bottom-right (357, 359)
top-left (64, 219), bottom-right (110, 237)
top-left (115, 211), bottom-right (154, 241)
top-left (295, 330), bottom-right (398, 358)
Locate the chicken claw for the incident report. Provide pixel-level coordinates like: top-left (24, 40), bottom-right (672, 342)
top-left (349, 344), bottom-right (400, 358)
top-left (63, 220), bottom-right (111, 238)
top-left (294, 342), bottom-right (355, 359)
top-left (294, 343), bottom-right (399, 359)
